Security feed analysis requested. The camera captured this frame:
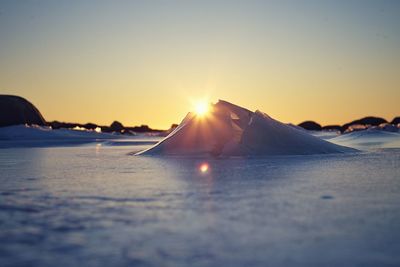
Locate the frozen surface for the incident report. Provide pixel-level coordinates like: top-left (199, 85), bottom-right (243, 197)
top-left (1, 144), bottom-right (400, 267)
top-left (330, 129), bottom-right (400, 150)
top-left (0, 125), bottom-right (116, 140)
top-left (0, 125), bottom-right (160, 148)
top-left (308, 130), bottom-right (340, 140)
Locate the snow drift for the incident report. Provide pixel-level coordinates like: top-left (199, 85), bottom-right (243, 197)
top-left (330, 129), bottom-right (400, 150)
top-left (138, 100), bottom-right (356, 156)
top-left (0, 125), bottom-right (117, 141)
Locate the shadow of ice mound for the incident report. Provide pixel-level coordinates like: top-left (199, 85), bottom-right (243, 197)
top-left (137, 100), bottom-right (357, 156)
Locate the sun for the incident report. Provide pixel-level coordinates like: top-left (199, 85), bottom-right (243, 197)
top-left (194, 101), bottom-right (209, 116)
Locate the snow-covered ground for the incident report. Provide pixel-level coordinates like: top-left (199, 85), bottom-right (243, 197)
top-left (330, 129), bottom-right (400, 150)
top-left (1, 125), bottom-right (400, 266)
top-left (0, 125), bottom-right (160, 148)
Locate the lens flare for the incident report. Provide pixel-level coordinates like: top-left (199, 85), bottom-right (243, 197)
top-left (199, 163), bottom-right (209, 173)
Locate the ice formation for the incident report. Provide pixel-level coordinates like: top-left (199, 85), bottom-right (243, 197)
top-left (138, 100), bottom-right (357, 156)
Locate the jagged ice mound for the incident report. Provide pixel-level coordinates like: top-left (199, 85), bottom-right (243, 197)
top-left (137, 100), bottom-right (357, 156)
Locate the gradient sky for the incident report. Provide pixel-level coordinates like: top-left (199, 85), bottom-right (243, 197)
top-left (1, 0), bottom-right (399, 129)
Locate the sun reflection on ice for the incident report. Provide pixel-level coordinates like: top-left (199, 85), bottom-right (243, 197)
top-left (95, 143), bottom-right (102, 155)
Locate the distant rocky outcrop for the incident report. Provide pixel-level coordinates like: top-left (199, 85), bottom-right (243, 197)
top-left (0, 95), bottom-right (46, 127)
top-left (109, 121), bottom-right (124, 133)
top-left (391, 117), bottom-right (400, 125)
top-left (298, 121), bottom-right (322, 131)
top-left (49, 121), bottom-right (82, 130)
top-left (297, 116), bottom-right (395, 132)
top-left (48, 120), bottom-right (165, 135)
top-left (341, 117), bottom-right (387, 132)
top-left (4, 94), bottom-right (395, 135)
top-left (83, 123), bottom-right (98, 130)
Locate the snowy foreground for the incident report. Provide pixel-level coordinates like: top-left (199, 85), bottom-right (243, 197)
top-left (1, 123), bottom-right (400, 266)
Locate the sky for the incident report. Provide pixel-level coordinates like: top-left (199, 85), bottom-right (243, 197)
top-left (0, 0), bottom-right (399, 129)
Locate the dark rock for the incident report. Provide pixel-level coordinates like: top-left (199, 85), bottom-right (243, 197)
top-left (83, 123), bottom-right (98, 130)
top-left (48, 121), bottom-right (79, 129)
top-left (391, 117), bottom-right (400, 125)
top-left (110, 121), bottom-right (124, 132)
top-left (100, 126), bottom-right (111, 133)
top-left (48, 120), bottom-right (63, 129)
top-left (169, 124), bottom-right (178, 131)
top-left (0, 95), bottom-right (46, 127)
top-left (298, 121), bottom-right (322, 131)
